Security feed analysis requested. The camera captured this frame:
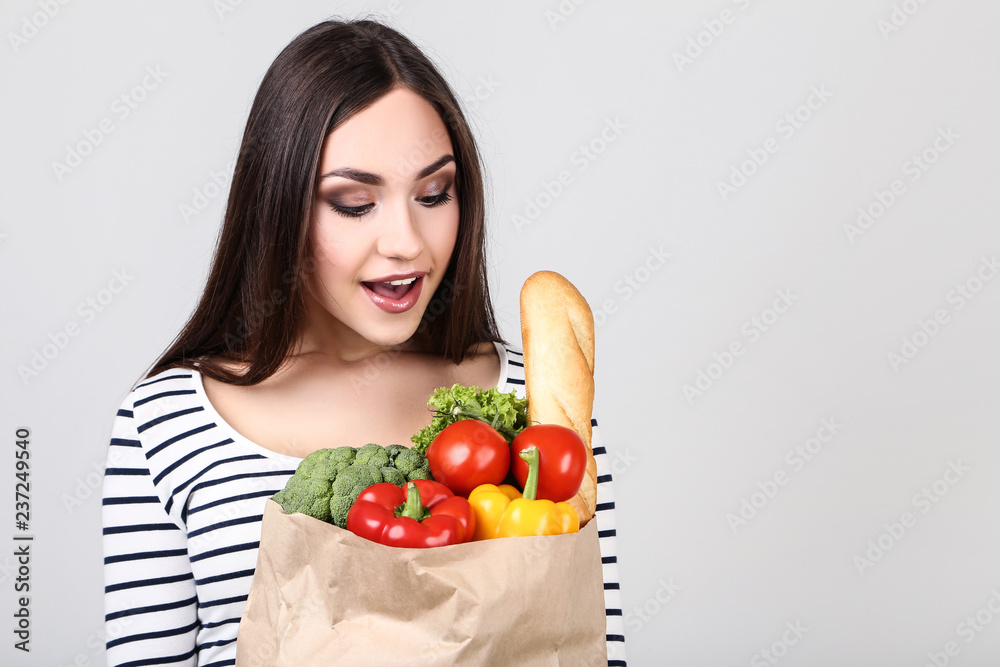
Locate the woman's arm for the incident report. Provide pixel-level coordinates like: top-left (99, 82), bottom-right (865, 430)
top-left (102, 395), bottom-right (199, 666)
top-left (592, 419), bottom-right (628, 666)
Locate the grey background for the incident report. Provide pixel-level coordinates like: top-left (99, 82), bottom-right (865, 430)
top-left (3, 1), bottom-right (1000, 665)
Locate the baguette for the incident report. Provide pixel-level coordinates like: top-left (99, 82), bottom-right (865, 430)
top-left (519, 270), bottom-right (598, 525)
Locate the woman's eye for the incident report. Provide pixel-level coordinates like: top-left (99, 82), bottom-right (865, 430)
top-left (331, 202), bottom-right (374, 218)
top-left (419, 192), bottom-right (453, 208)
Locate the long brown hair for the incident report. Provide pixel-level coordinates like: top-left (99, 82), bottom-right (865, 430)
top-left (147, 19), bottom-right (504, 385)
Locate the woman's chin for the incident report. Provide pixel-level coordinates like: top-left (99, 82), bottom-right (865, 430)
top-left (359, 321), bottom-right (424, 351)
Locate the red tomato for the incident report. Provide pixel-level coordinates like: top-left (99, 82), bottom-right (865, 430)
top-left (426, 420), bottom-right (511, 497)
top-left (511, 424), bottom-right (587, 502)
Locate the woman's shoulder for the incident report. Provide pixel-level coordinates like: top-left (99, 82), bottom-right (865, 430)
top-left (120, 364), bottom-right (206, 415)
top-left (481, 340), bottom-right (525, 395)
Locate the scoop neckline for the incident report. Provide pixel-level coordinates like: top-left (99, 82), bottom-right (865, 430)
top-left (190, 341), bottom-right (510, 463)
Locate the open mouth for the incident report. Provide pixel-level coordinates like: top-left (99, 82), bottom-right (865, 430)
top-left (361, 276), bottom-right (418, 300)
top-left (360, 275), bottom-right (424, 313)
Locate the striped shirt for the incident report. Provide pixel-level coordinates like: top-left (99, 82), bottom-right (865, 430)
top-left (102, 342), bottom-right (627, 666)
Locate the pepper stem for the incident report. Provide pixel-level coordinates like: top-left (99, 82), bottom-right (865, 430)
top-left (519, 446), bottom-right (540, 501)
top-left (397, 481), bottom-right (429, 521)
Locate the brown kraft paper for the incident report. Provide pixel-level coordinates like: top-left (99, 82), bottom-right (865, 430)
top-left (236, 499), bottom-right (607, 666)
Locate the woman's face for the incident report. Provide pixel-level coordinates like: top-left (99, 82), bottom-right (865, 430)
top-left (303, 87), bottom-right (460, 358)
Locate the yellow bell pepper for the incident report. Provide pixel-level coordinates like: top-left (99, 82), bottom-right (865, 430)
top-left (468, 447), bottom-right (579, 539)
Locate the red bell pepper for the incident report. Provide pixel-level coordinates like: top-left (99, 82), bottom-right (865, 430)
top-left (346, 479), bottom-right (476, 548)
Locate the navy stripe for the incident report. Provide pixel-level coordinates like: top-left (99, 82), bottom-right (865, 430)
top-left (117, 408), bottom-right (133, 418)
top-left (168, 454), bottom-right (268, 515)
top-left (198, 594), bottom-right (247, 609)
top-left (606, 608), bottom-right (623, 616)
top-left (134, 389), bottom-right (198, 408)
top-left (198, 637), bottom-right (237, 651)
top-left (597, 474), bottom-right (613, 484)
top-left (508, 377), bottom-right (525, 386)
top-left (147, 422), bottom-right (217, 458)
top-left (189, 514), bottom-right (263, 539)
top-left (111, 438), bottom-right (142, 448)
top-left (602, 555), bottom-right (618, 564)
top-left (508, 359), bottom-right (524, 368)
top-left (607, 634), bottom-right (626, 642)
top-left (107, 621), bottom-right (198, 650)
top-left (137, 406), bottom-right (205, 434)
top-left (103, 495), bottom-right (160, 506)
top-left (137, 373), bottom-right (192, 388)
top-left (153, 437), bottom-right (234, 485)
top-left (189, 541), bottom-right (259, 564)
top-left (609, 660), bottom-right (628, 666)
top-left (189, 469), bottom-right (292, 497)
top-left (195, 568), bottom-right (256, 587)
top-left (105, 572), bottom-right (194, 593)
top-left (117, 648), bottom-right (198, 667)
top-left (104, 548), bottom-right (187, 565)
top-left (592, 446), bottom-right (606, 456)
top-left (202, 660), bottom-right (236, 667)
top-left (103, 522), bottom-right (179, 536)
top-left (599, 529), bottom-right (617, 538)
top-left (105, 467), bottom-right (149, 476)
top-left (605, 582), bottom-right (620, 590)
top-left (596, 501), bottom-right (615, 512)
top-left (198, 637), bottom-right (236, 664)
top-left (201, 616), bottom-right (241, 630)
top-left (186, 489), bottom-right (276, 517)
top-left (592, 417), bottom-right (599, 426)
top-left (106, 595), bottom-right (197, 621)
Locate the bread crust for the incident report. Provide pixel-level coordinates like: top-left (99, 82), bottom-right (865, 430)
top-left (520, 271), bottom-right (598, 525)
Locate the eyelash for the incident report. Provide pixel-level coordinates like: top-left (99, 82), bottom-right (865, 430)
top-left (331, 191), bottom-right (453, 219)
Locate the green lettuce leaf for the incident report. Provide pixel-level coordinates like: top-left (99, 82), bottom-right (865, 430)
top-left (410, 383), bottom-right (528, 454)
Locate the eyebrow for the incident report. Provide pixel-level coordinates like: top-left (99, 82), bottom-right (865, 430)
top-left (321, 154), bottom-right (455, 185)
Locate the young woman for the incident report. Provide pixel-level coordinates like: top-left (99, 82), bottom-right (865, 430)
top-left (102, 19), bottom-right (626, 666)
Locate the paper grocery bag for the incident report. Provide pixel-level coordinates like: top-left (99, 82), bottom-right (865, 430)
top-left (236, 499), bottom-right (607, 666)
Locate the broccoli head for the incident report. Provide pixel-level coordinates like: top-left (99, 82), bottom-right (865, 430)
top-left (329, 495), bottom-right (354, 529)
top-left (295, 449), bottom-right (333, 479)
top-left (380, 466), bottom-right (406, 487)
top-left (276, 475), bottom-right (333, 522)
top-left (406, 466), bottom-right (433, 481)
top-left (391, 447), bottom-right (429, 478)
top-left (331, 464), bottom-right (383, 498)
top-left (354, 443), bottom-right (390, 468)
top-left (329, 446), bottom-right (357, 465)
top-left (328, 465), bottom-right (383, 527)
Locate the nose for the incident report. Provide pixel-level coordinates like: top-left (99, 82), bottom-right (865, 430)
top-left (376, 200), bottom-right (424, 261)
